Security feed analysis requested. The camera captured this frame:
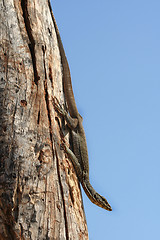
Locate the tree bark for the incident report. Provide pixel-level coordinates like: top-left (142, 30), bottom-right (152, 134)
top-left (0, 0), bottom-right (88, 239)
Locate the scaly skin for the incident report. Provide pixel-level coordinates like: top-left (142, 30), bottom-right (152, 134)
top-left (49, 1), bottom-right (112, 211)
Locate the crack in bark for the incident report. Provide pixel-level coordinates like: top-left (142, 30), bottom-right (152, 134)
top-left (42, 45), bottom-right (47, 80)
top-left (37, 110), bottom-right (40, 124)
top-left (21, 0), bottom-right (40, 85)
top-left (49, 65), bottom-right (53, 83)
top-left (19, 223), bottom-right (24, 239)
top-left (54, 146), bottom-right (69, 240)
top-left (42, 44), bottom-right (70, 239)
top-left (42, 53), bottom-right (53, 145)
top-left (47, 2), bottom-right (70, 238)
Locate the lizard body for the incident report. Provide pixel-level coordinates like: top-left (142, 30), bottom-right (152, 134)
top-left (48, 1), bottom-right (112, 211)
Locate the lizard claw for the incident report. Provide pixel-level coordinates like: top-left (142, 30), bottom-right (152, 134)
top-left (52, 97), bottom-right (65, 116)
top-left (60, 142), bottom-right (66, 151)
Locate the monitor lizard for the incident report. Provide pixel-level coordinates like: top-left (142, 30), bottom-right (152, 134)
top-left (48, 0), bottom-right (112, 211)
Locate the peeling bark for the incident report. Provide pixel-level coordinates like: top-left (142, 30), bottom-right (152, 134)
top-left (0, 0), bottom-right (89, 239)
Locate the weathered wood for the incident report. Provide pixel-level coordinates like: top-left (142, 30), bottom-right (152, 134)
top-left (0, 0), bottom-right (88, 239)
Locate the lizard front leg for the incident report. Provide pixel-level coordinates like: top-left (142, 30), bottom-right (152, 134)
top-left (61, 142), bottom-right (83, 181)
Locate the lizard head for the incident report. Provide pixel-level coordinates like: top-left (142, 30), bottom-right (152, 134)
top-left (95, 194), bottom-right (112, 211)
top-left (82, 180), bottom-right (112, 211)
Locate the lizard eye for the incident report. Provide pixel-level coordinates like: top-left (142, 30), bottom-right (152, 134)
top-left (94, 194), bottom-right (97, 199)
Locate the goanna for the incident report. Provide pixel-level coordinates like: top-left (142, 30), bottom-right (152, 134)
top-left (48, 0), bottom-right (112, 211)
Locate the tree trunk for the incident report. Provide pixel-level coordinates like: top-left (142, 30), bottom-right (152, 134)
top-left (0, 0), bottom-right (88, 239)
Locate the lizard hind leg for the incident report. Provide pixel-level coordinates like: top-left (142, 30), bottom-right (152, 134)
top-left (53, 97), bottom-right (78, 129)
top-left (53, 97), bottom-right (66, 116)
top-left (53, 97), bottom-right (69, 137)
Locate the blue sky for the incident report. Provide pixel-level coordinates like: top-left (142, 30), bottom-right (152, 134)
top-left (51, 1), bottom-right (160, 239)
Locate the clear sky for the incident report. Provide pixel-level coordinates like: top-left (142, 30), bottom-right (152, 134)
top-left (51, 1), bottom-right (160, 239)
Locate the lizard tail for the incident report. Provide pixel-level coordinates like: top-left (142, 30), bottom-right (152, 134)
top-left (81, 179), bottom-right (112, 211)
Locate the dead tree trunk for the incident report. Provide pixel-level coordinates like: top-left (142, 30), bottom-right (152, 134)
top-left (0, 0), bottom-right (88, 239)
